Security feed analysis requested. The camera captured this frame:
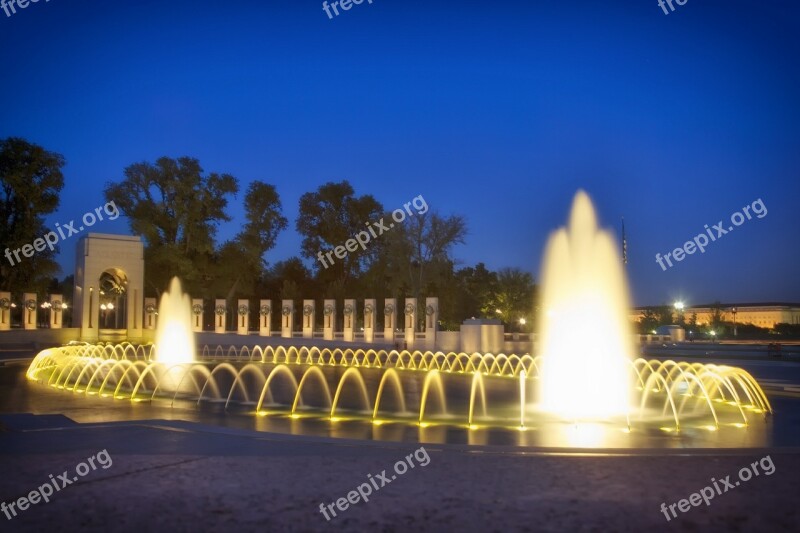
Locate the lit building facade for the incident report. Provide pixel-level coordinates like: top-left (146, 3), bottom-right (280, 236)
top-left (630, 303), bottom-right (800, 329)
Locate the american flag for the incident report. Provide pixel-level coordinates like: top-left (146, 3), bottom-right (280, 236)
top-left (621, 217), bottom-right (628, 265)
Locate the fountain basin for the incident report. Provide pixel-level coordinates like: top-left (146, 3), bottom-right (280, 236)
top-left (27, 343), bottom-right (771, 442)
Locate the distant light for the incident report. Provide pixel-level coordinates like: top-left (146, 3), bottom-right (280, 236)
top-left (495, 309), bottom-right (502, 314)
top-left (674, 301), bottom-right (684, 311)
top-left (519, 318), bottom-right (526, 325)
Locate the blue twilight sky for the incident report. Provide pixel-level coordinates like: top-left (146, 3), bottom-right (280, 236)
top-left (1, 0), bottom-right (798, 306)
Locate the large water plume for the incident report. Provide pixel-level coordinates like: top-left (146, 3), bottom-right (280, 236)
top-left (538, 190), bottom-right (634, 419)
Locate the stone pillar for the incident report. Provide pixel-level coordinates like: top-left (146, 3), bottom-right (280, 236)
top-left (404, 298), bottom-right (417, 347)
top-left (79, 286), bottom-right (100, 341)
top-left (323, 300), bottom-right (336, 340)
top-left (49, 295), bottom-right (64, 329)
top-left (0, 292), bottom-right (11, 331)
top-left (425, 297), bottom-right (438, 347)
top-left (384, 298), bottom-right (396, 343)
top-left (302, 299), bottom-right (315, 338)
top-left (259, 299), bottom-right (272, 336)
top-left (126, 286), bottom-right (143, 340)
top-left (214, 299), bottom-right (227, 334)
top-left (191, 299), bottom-right (204, 332)
top-left (281, 300), bottom-right (294, 338)
top-left (23, 293), bottom-right (37, 330)
top-left (237, 299), bottom-right (249, 335)
top-left (343, 299), bottom-right (356, 342)
top-left (363, 299), bottom-right (376, 343)
top-left (144, 298), bottom-right (157, 330)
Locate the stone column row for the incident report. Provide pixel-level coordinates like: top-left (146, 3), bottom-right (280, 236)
top-left (0, 293), bottom-right (69, 330)
top-left (140, 297), bottom-right (438, 345)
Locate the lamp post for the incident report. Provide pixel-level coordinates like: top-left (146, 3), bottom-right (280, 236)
top-left (731, 307), bottom-right (737, 338)
top-left (40, 301), bottom-right (52, 328)
top-left (673, 301), bottom-right (685, 325)
top-left (100, 303), bottom-right (115, 328)
top-left (55, 301), bottom-right (67, 327)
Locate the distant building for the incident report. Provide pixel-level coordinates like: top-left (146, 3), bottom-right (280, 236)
top-left (630, 303), bottom-right (800, 329)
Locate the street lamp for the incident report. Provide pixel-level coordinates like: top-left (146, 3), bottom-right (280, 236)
top-left (40, 301), bottom-right (52, 328)
top-left (673, 301), bottom-right (685, 325)
top-left (731, 307), bottom-right (738, 338)
top-left (100, 303), bottom-right (115, 328)
top-left (710, 330), bottom-right (716, 343)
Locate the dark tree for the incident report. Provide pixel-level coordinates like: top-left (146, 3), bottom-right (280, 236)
top-left (297, 181), bottom-right (383, 288)
top-left (104, 156), bottom-right (237, 295)
top-left (0, 138), bottom-right (65, 295)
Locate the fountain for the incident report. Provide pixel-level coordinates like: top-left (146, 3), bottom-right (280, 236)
top-left (538, 190), bottom-right (633, 419)
top-left (153, 277), bottom-right (196, 365)
top-left (25, 191), bottom-right (773, 447)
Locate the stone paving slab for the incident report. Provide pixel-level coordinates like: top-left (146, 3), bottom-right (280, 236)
top-left (1, 419), bottom-right (799, 532)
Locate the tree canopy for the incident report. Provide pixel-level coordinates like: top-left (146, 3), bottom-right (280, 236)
top-left (0, 137), bottom-right (65, 295)
top-left (1, 140), bottom-right (542, 331)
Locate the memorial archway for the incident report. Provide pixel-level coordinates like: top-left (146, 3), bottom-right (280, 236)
top-left (73, 234), bottom-right (144, 341)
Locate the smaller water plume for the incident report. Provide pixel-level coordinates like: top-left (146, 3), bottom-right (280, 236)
top-left (154, 277), bottom-right (196, 364)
